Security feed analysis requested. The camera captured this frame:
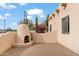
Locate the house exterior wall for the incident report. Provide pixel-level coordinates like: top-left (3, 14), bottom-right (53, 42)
top-left (49, 3), bottom-right (79, 54)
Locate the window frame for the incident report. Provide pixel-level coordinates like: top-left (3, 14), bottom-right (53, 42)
top-left (62, 15), bottom-right (70, 34)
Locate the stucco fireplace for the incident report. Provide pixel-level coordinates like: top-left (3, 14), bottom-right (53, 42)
top-left (13, 24), bottom-right (33, 47)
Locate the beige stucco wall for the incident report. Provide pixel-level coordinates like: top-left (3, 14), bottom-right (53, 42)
top-left (52, 4), bottom-right (79, 54)
top-left (0, 32), bottom-right (16, 54)
top-left (31, 31), bottom-right (57, 43)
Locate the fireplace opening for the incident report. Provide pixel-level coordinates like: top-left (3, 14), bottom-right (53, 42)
top-left (24, 36), bottom-right (29, 43)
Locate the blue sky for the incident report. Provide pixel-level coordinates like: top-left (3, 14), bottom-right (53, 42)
top-left (0, 3), bottom-right (59, 29)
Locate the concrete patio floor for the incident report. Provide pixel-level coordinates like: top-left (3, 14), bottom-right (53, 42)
top-left (0, 43), bottom-right (79, 56)
top-left (0, 47), bottom-right (28, 56)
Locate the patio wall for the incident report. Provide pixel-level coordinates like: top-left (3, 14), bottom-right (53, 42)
top-left (0, 32), bottom-right (16, 54)
top-left (31, 30), bottom-right (57, 43)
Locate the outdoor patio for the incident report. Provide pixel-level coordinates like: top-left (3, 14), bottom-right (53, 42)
top-left (0, 43), bottom-right (78, 56)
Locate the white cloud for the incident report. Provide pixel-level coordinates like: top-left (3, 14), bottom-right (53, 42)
top-left (0, 13), bottom-right (11, 20)
top-left (4, 13), bottom-right (11, 17)
top-left (0, 15), bottom-right (4, 20)
top-left (11, 22), bottom-right (17, 29)
top-left (27, 8), bottom-right (43, 15)
top-left (4, 13), bottom-right (11, 19)
top-left (27, 15), bottom-right (32, 19)
top-left (0, 3), bottom-right (16, 10)
top-left (19, 3), bottom-right (27, 6)
top-left (12, 23), bottom-right (17, 26)
top-left (40, 15), bottom-right (44, 18)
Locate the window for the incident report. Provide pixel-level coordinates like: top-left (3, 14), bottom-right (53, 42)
top-left (62, 15), bottom-right (70, 34)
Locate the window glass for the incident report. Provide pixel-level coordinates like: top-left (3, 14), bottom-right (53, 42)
top-left (62, 15), bottom-right (70, 34)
